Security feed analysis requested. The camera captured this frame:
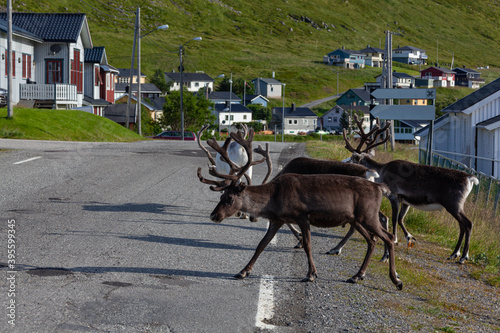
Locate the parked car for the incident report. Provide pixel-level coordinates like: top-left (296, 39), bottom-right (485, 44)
top-left (152, 131), bottom-right (197, 141)
top-left (0, 88), bottom-right (7, 107)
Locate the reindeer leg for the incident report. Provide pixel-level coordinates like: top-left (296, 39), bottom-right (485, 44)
top-left (397, 203), bottom-right (416, 249)
top-left (381, 195), bottom-right (400, 262)
top-left (326, 224), bottom-right (356, 255)
top-left (367, 222), bottom-right (403, 290)
top-left (287, 223), bottom-right (303, 248)
top-left (235, 221), bottom-right (282, 279)
top-left (447, 210), bottom-right (472, 263)
top-left (298, 221), bottom-right (317, 282)
top-left (347, 223), bottom-right (376, 283)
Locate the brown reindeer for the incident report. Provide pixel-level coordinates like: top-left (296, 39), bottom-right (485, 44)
top-left (197, 127), bottom-right (403, 289)
top-left (344, 115), bottom-right (479, 264)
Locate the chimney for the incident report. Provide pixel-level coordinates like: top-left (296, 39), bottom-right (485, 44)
top-left (342, 45), bottom-right (345, 50)
top-left (291, 103), bottom-right (296, 112)
top-left (367, 45), bottom-right (370, 48)
top-left (272, 72), bottom-right (275, 78)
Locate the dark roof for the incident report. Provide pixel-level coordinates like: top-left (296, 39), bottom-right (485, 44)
top-left (477, 114), bottom-right (500, 128)
top-left (0, 18), bottom-right (43, 43)
top-left (442, 77), bottom-right (500, 113)
top-left (83, 95), bottom-right (110, 106)
top-left (117, 68), bottom-right (145, 78)
top-left (375, 72), bottom-right (416, 79)
top-left (115, 83), bottom-right (161, 94)
top-left (214, 103), bottom-right (252, 113)
top-left (103, 104), bottom-right (136, 123)
top-left (243, 94), bottom-right (269, 103)
top-left (273, 104), bottom-right (317, 118)
top-left (253, 77), bottom-right (283, 85)
top-left (342, 88), bottom-right (372, 102)
top-left (422, 66), bottom-right (455, 74)
top-left (84, 46), bottom-right (105, 63)
top-left (337, 104), bottom-right (370, 115)
top-left (453, 67), bottom-right (481, 74)
top-left (207, 91), bottom-right (241, 102)
top-left (165, 72), bottom-right (213, 82)
top-left (0, 13), bottom-right (86, 42)
top-left (359, 46), bottom-right (384, 54)
top-left (394, 45), bottom-right (425, 52)
top-left (148, 96), bottom-right (166, 110)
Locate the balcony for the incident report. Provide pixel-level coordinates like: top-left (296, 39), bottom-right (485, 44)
top-left (20, 83), bottom-right (78, 109)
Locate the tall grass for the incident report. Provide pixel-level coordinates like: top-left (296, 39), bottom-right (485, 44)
top-left (306, 139), bottom-right (500, 286)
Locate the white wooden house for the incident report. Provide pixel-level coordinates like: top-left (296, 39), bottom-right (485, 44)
top-left (0, 12), bottom-right (94, 109)
top-left (0, 17), bottom-right (43, 103)
top-left (415, 77), bottom-right (500, 178)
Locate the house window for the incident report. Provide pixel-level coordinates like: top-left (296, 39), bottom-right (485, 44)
top-left (71, 49), bottom-right (83, 93)
top-left (294, 120), bottom-right (298, 124)
top-left (333, 117), bottom-right (338, 123)
top-left (95, 67), bottom-right (99, 86)
top-left (46, 60), bottom-right (63, 84)
top-left (303, 119), bottom-right (307, 124)
top-left (243, 115), bottom-right (247, 120)
top-left (22, 54), bottom-right (32, 79)
top-left (288, 120), bottom-right (292, 125)
top-left (328, 117), bottom-right (332, 122)
top-left (5, 51), bottom-right (15, 77)
top-left (225, 115), bottom-right (229, 121)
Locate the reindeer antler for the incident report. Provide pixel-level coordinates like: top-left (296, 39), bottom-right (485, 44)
top-left (197, 124), bottom-right (217, 166)
top-left (254, 143), bottom-right (273, 184)
top-left (343, 114), bottom-right (391, 154)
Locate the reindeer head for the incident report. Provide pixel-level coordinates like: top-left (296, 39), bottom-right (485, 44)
top-left (343, 114), bottom-right (391, 157)
top-left (197, 125), bottom-right (272, 223)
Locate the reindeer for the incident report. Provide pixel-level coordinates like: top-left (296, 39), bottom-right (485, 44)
top-left (197, 127), bottom-right (403, 290)
top-left (344, 115), bottom-right (479, 264)
top-left (277, 118), bottom-right (392, 254)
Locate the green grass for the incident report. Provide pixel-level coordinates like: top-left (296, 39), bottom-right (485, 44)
top-left (306, 140), bottom-right (500, 287)
top-left (10, 0), bottom-right (500, 108)
top-left (0, 108), bottom-right (144, 142)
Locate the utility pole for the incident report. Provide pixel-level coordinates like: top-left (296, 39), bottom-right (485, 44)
top-left (7, 0), bottom-right (13, 117)
top-left (126, 8), bottom-right (139, 130)
top-left (382, 30), bottom-right (401, 151)
top-left (137, 8), bottom-right (142, 135)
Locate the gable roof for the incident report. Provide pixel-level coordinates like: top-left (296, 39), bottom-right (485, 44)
top-left (85, 46), bottom-right (106, 63)
top-left (422, 66), bottom-right (455, 74)
top-left (244, 94), bottom-right (269, 103)
top-left (207, 91), bottom-right (241, 102)
top-left (214, 103), bottom-right (252, 113)
top-left (165, 72), bottom-right (213, 83)
top-left (115, 83), bottom-right (161, 94)
top-left (359, 46), bottom-right (384, 54)
top-left (341, 88), bottom-right (372, 102)
top-left (0, 13), bottom-right (92, 47)
top-left (453, 67), bottom-right (481, 74)
top-left (117, 68), bottom-right (145, 78)
top-left (273, 104), bottom-right (317, 118)
top-left (104, 104), bottom-right (136, 123)
top-left (375, 72), bottom-right (415, 79)
top-left (252, 77), bottom-right (283, 85)
top-left (327, 48), bottom-right (365, 57)
top-left (0, 18), bottom-right (43, 43)
top-left (394, 45), bottom-right (425, 52)
top-left (442, 77), bottom-right (500, 114)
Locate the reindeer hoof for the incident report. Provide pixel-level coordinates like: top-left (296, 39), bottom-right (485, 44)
top-left (234, 271), bottom-right (250, 279)
top-left (458, 257), bottom-right (468, 264)
top-left (347, 274), bottom-right (364, 284)
top-left (380, 253), bottom-right (389, 262)
top-left (294, 241), bottom-right (303, 249)
top-left (301, 273), bottom-right (317, 282)
top-left (326, 248), bottom-right (341, 255)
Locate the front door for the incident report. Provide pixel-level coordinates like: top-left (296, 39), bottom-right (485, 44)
top-left (46, 60), bottom-right (63, 84)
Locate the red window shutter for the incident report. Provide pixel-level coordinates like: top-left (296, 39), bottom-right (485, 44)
top-left (22, 54), bottom-right (26, 78)
top-left (27, 55), bottom-right (31, 79)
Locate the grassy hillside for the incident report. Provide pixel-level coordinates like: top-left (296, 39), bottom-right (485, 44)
top-left (6, 0), bottom-right (500, 106)
top-left (0, 109), bottom-right (144, 141)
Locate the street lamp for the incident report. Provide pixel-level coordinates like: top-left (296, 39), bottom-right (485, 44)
top-left (180, 36), bottom-right (202, 141)
top-left (282, 83), bottom-right (286, 142)
top-left (126, 7), bottom-right (168, 132)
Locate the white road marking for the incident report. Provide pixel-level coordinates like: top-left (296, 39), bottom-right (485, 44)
top-left (255, 221), bottom-right (277, 329)
top-left (13, 156), bottom-right (42, 165)
top-left (255, 274), bottom-right (275, 330)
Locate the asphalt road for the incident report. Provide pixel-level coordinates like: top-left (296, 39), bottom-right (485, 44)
top-left (0, 138), bottom-right (448, 333)
top-left (0, 139), bottom-right (314, 332)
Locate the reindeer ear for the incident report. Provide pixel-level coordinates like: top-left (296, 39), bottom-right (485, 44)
top-left (368, 149), bottom-right (376, 157)
top-left (237, 183), bottom-right (247, 192)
